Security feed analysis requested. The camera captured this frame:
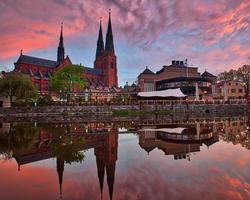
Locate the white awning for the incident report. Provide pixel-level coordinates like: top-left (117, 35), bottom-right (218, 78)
top-left (139, 128), bottom-right (187, 134)
top-left (138, 88), bottom-right (186, 98)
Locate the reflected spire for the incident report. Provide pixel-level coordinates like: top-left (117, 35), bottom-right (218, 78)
top-left (57, 157), bottom-right (64, 199)
top-left (106, 162), bottom-right (116, 200)
top-left (94, 129), bottom-right (118, 200)
top-left (96, 157), bottom-right (105, 197)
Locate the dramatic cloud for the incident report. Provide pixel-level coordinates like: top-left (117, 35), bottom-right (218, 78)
top-left (0, 0), bottom-right (249, 85)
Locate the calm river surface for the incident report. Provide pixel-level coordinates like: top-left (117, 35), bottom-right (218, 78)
top-left (0, 116), bottom-right (249, 200)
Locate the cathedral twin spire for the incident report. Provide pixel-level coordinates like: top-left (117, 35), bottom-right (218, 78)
top-left (96, 10), bottom-right (115, 59)
top-left (58, 11), bottom-right (114, 63)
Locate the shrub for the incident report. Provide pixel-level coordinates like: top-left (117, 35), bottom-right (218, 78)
top-left (38, 95), bottom-right (53, 106)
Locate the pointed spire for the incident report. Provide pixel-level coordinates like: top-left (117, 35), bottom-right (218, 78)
top-left (57, 22), bottom-right (65, 63)
top-left (96, 17), bottom-right (104, 59)
top-left (99, 17), bottom-right (103, 40)
top-left (105, 10), bottom-right (115, 54)
top-left (60, 22), bottom-right (63, 35)
top-left (59, 22), bottom-right (63, 46)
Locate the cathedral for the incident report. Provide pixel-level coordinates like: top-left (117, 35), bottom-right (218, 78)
top-left (14, 12), bottom-right (118, 94)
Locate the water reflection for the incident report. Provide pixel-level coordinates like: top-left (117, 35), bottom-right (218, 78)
top-left (138, 124), bottom-right (219, 161)
top-left (0, 122), bottom-right (119, 199)
top-left (0, 116), bottom-right (249, 200)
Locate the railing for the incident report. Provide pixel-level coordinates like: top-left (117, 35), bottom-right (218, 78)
top-left (138, 99), bottom-right (249, 105)
top-left (43, 100), bottom-right (139, 106)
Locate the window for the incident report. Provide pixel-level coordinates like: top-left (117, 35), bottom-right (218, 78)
top-left (144, 83), bottom-right (154, 92)
top-left (110, 62), bottom-right (114, 69)
top-left (231, 89), bottom-right (236, 93)
top-left (239, 89), bottom-right (242, 93)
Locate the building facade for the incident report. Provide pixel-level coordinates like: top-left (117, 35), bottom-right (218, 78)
top-left (14, 13), bottom-right (118, 95)
top-left (138, 60), bottom-right (217, 99)
top-left (216, 80), bottom-right (245, 100)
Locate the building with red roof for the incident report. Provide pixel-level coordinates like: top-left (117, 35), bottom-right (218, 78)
top-left (14, 12), bottom-right (118, 96)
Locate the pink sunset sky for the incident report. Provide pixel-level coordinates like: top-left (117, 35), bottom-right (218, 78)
top-left (0, 0), bottom-right (249, 85)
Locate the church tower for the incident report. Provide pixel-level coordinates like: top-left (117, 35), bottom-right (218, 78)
top-left (57, 23), bottom-right (65, 63)
top-left (94, 11), bottom-right (118, 88)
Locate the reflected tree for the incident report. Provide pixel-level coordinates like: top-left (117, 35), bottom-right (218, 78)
top-left (0, 123), bottom-right (38, 159)
top-left (49, 134), bottom-right (86, 164)
top-left (40, 123), bottom-right (86, 164)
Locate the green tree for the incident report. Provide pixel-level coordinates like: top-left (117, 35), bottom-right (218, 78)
top-left (49, 65), bottom-right (85, 101)
top-left (218, 65), bottom-right (250, 97)
top-left (38, 94), bottom-right (53, 106)
top-left (0, 72), bottom-right (38, 105)
top-left (237, 65), bottom-right (250, 97)
top-left (218, 69), bottom-right (237, 81)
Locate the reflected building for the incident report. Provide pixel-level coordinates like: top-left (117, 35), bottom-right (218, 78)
top-left (95, 128), bottom-right (118, 200)
top-left (219, 119), bottom-right (250, 150)
top-left (14, 127), bottom-right (53, 169)
top-left (10, 123), bottom-right (118, 200)
top-left (0, 123), bottom-right (10, 134)
top-left (138, 123), bottom-right (219, 160)
top-left (1, 119), bottom-right (249, 199)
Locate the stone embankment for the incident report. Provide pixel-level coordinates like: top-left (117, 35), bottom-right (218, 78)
top-left (140, 103), bottom-right (250, 115)
top-left (0, 103), bottom-right (249, 120)
top-left (0, 105), bottom-right (138, 118)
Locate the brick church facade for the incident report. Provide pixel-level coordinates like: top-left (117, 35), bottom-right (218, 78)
top-left (14, 12), bottom-right (118, 95)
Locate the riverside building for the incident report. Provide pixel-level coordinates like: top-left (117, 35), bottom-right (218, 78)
top-left (137, 60), bottom-right (217, 100)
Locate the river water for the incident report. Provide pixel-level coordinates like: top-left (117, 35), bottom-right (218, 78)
top-left (0, 116), bottom-right (249, 200)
